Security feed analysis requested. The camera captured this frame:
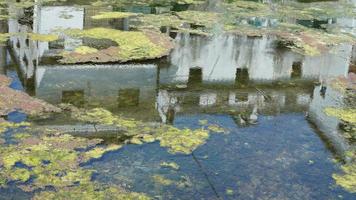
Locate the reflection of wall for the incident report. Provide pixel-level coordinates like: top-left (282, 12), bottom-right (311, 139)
top-left (308, 85), bottom-right (350, 157)
top-left (35, 64), bottom-right (158, 106)
top-left (35, 64), bottom-right (160, 121)
top-left (156, 87), bottom-right (313, 123)
top-left (34, 6), bottom-right (85, 57)
top-left (0, 20), bottom-right (8, 74)
top-left (8, 4), bottom-right (37, 79)
top-left (160, 33), bottom-right (351, 84)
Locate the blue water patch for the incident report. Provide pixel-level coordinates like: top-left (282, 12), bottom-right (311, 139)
top-left (6, 111), bottom-right (27, 123)
top-left (87, 114), bottom-right (355, 200)
top-left (6, 70), bottom-right (24, 91)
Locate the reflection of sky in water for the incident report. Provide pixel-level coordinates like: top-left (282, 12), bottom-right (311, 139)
top-left (88, 114), bottom-right (356, 200)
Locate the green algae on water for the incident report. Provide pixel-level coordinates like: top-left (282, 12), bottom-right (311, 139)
top-left (0, 119), bottom-right (30, 134)
top-left (333, 163), bottom-right (356, 193)
top-left (152, 175), bottom-right (174, 186)
top-left (324, 108), bottom-right (356, 124)
top-left (72, 107), bottom-right (211, 154)
top-left (33, 183), bottom-right (151, 200)
top-left (160, 162), bottom-right (180, 170)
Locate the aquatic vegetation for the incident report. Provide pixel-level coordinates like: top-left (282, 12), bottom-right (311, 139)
top-left (0, 128), bottom-right (131, 196)
top-left (72, 108), bottom-right (140, 129)
top-left (0, 118), bottom-right (30, 133)
top-left (226, 188), bottom-right (234, 195)
top-left (155, 127), bottom-right (209, 154)
top-left (60, 28), bottom-right (173, 63)
top-left (33, 183), bottom-right (150, 200)
top-left (28, 33), bottom-right (59, 42)
top-left (225, 0), bottom-right (356, 20)
top-left (152, 175), bottom-right (174, 186)
top-left (160, 162), bottom-right (180, 170)
top-left (72, 107), bottom-right (213, 154)
top-left (333, 163), bottom-right (356, 193)
top-left (92, 11), bottom-right (137, 20)
top-left (82, 144), bottom-right (122, 162)
top-left (0, 75), bottom-right (60, 116)
top-left (324, 108), bottom-right (356, 124)
top-left (207, 124), bottom-right (226, 133)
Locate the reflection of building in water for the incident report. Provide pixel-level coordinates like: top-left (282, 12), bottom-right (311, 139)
top-left (7, 3), bottom-right (131, 82)
top-left (156, 86), bottom-right (313, 122)
top-left (160, 34), bottom-right (351, 84)
top-left (35, 64), bottom-right (159, 121)
top-left (0, 19), bottom-right (8, 74)
top-left (308, 85), bottom-right (352, 159)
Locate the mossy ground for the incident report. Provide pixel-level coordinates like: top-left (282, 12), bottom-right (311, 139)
top-left (60, 28), bottom-right (173, 63)
top-left (91, 11), bottom-right (137, 20)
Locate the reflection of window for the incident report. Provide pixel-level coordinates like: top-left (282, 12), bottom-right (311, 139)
top-left (291, 62), bottom-right (302, 78)
top-left (236, 93), bottom-right (248, 102)
top-left (235, 68), bottom-right (249, 85)
top-left (49, 39), bottom-right (65, 50)
top-left (118, 89), bottom-right (140, 107)
top-left (199, 93), bottom-right (217, 107)
top-left (188, 67), bottom-right (202, 85)
top-left (62, 90), bottom-right (85, 107)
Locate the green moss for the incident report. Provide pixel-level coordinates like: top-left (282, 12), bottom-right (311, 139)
top-left (325, 108), bottom-right (356, 124)
top-left (226, 188), bottom-right (234, 195)
top-left (207, 125), bottom-right (226, 133)
top-left (82, 144), bottom-right (122, 162)
top-left (13, 132), bottom-right (32, 139)
top-left (74, 46), bottom-right (99, 54)
top-left (130, 137), bottom-right (144, 145)
top-left (33, 183), bottom-right (151, 200)
top-left (8, 168), bottom-right (31, 183)
top-left (92, 12), bottom-right (137, 20)
top-left (0, 128), bottom-right (129, 193)
top-left (61, 28), bottom-right (173, 63)
top-left (28, 33), bottom-right (59, 42)
top-left (72, 108), bottom-right (139, 129)
top-left (155, 127), bottom-right (209, 154)
top-left (152, 175), bottom-right (174, 186)
top-left (333, 163), bottom-right (356, 193)
top-left (160, 162), bottom-right (180, 170)
top-left (0, 120), bottom-right (31, 134)
top-left (72, 107), bottom-right (216, 155)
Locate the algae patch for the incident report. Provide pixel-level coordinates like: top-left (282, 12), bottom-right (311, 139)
top-left (33, 183), bottom-right (150, 200)
top-left (152, 175), bottom-right (174, 186)
top-left (333, 163), bottom-right (356, 193)
top-left (60, 28), bottom-right (173, 63)
top-left (160, 162), bottom-right (180, 170)
top-left (28, 33), bottom-right (59, 42)
top-left (0, 119), bottom-right (30, 134)
top-left (71, 107), bottom-right (215, 155)
top-left (324, 108), bottom-right (356, 124)
top-left (92, 11), bottom-right (137, 20)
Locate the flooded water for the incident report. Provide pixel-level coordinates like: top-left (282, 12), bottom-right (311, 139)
top-left (0, 0), bottom-right (356, 199)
